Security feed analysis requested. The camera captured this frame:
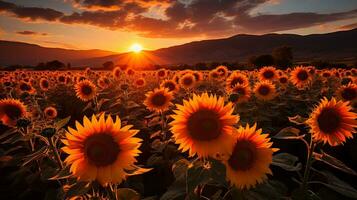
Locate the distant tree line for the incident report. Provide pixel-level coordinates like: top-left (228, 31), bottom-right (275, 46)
top-left (248, 46), bottom-right (293, 69)
top-left (1, 48), bottom-right (356, 71)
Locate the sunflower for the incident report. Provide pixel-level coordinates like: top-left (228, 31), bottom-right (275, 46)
top-left (57, 75), bottom-right (66, 84)
top-left (230, 84), bottom-right (251, 103)
top-left (258, 67), bottom-right (277, 81)
top-left (226, 72), bottom-right (249, 91)
top-left (216, 65), bottom-right (229, 77)
top-left (39, 78), bottom-right (50, 91)
top-left (18, 81), bottom-right (36, 94)
top-left (44, 106), bottom-right (58, 119)
top-left (306, 97), bottom-right (357, 146)
top-left (290, 67), bottom-right (312, 89)
top-left (144, 88), bottom-right (173, 112)
top-left (126, 68), bottom-right (135, 76)
top-left (322, 71), bottom-right (332, 78)
top-left (74, 80), bottom-right (97, 102)
top-left (341, 77), bottom-right (353, 86)
top-left (157, 69), bottom-right (167, 78)
top-left (192, 71), bottom-right (204, 82)
top-left (170, 93), bottom-right (239, 158)
top-left (336, 83), bottom-right (356, 102)
top-left (308, 66), bottom-right (316, 75)
top-left (97, 77), bottom-right (110, 89)
top-left (179, 73), bottom-right (196, 90)
top-left (173, 74), bottom-right (180, 83)
top-left (209, 70), bottom-right (222, 81)
top-left (85, 67), bottom-right (91, 74)
top-left (112, 67), bottom-right (121, 79)
top-left (0, 98), bottom-right (27, 127)
top-left (278, 75), bottom-right (289, 86)
top-left (254, 81), bottom-right (277, 101)
top-left (134, 78), bottom-right (146, 88)
top-left (61, 114), bottom-right (142, 186)
top-left (161, 80), bottom-right (179, 93)
top-left (224, 124), bottom-right (278, 189)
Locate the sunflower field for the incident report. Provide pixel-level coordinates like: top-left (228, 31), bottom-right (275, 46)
top-left (0, 65), bottom-right (356, 200)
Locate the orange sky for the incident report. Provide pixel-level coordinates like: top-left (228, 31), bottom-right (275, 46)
top-left (0, 0), bottom-right (356, 53)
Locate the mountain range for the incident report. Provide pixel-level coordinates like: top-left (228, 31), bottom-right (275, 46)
top-left (0, 28), bottom-right (356, 68)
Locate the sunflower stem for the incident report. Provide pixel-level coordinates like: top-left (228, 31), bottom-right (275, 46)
top-left (49, 136), bottom-right (64, 170)
top-left (301, 137), bottom-right (315, 196)
top-left (108, 184), bottom-right (118, 200)
top-left (93, 96), bottom-right (99, 113)
top-left (160, 112), bottom-right (167, 140)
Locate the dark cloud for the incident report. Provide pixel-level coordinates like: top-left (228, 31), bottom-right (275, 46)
top-left (0, 1), bottom-right (63, 21)
top-left (1, 0), bottom-right (357, 38)
top-left (237, 9), bottom-right (357, 33)
top-left (16, 30), bottom-right (48, 36)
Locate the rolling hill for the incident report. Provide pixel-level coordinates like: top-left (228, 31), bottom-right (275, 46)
top-left (1, 28), bottom-right (356, 68)
top-left (0, 40), bottom-right (116, 67)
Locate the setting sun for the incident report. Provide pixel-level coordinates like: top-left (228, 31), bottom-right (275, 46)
top-left (130, 43), bottom-right (143, 53)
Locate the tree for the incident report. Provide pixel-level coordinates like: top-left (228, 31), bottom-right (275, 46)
top-left (249, 54), bottom-right (275, 67)
top-left (35, 60), bottom-right (65, 70)
top-left (194, 62), bottom-right (207, 70)
top-left (102, 61), bottom-right (114, 69)
top-left (272, 46), bottom-right (293, 69)
top-left (353, 56), bottom-right (357, 68)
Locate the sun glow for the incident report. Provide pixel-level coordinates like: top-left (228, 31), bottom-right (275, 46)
top-left (130, 43), bottom-right (143, 53)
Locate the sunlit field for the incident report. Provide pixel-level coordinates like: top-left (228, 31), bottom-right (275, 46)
top-left (0, 66), bottom-right (356, 200)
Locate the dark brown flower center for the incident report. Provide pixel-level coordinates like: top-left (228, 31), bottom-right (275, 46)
top-left (341, 78), bottom-right (352, 85)
top-left (164, 82), bottom-right (176, 91)
top-left (258, 85), bottom-right (270, 96)
top-left (317, 108), bottom-right (342, 134)
top-left (279, 77), bottom-right (288, 83)
top-left (41, 80), bottom-right (49, 88)
top-left (84, 134), bottom-right (120, 167)
top-left (322, 72), bottom-right (330, 77)
top-left (4, 82), bottom-right (11, 87)
top-left (231, 77), bottom-right (244, 87)
top-left (183, 77), bottom-right (193, 86)
top-left (58, 76), bottom-right (65, 82)
top-left (81, 85), bottom-right (93, 96)
top-left (104, 78), bottom-right (110, 84)
top-left (20, 83), bottom-right (31, 91)
top-left (228, 140), bottom-right (257, 171)
top-left (341, 88), bottom-right (356, 101)
top-left (158, 71), bottom-right (165, 77)
top-left (187, 109), bottom-right (222, 141)
top-left (263, 70), bottom-right (274, 79)
top-left (151, 93), bottom-right (167, 106)
top-left (46, 109), bottom-right (54, 116)
top-left (128, 70), bottom-right (134, 75)
top-left (114, 70), bottom-right (120, 77)
top-left (297, 70), bottom-right (308, 81)
top-left (3, 104), bottom-right (23, 119)
top-left (136, 79), bottom-right (144, 85)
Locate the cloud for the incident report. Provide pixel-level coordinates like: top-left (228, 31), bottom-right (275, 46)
top-left (1, 0), bottom-right (357, 38)
top-left (236, 10), bottom-right (357, 33)
top-left (41, 40), bottom-right (78, 49)
top-left (338, 22), bottom-right (357, 30)
top-left (0, 0), bottom-right (63, 21)
top-left (16, 30), bottom-right (48, 36)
